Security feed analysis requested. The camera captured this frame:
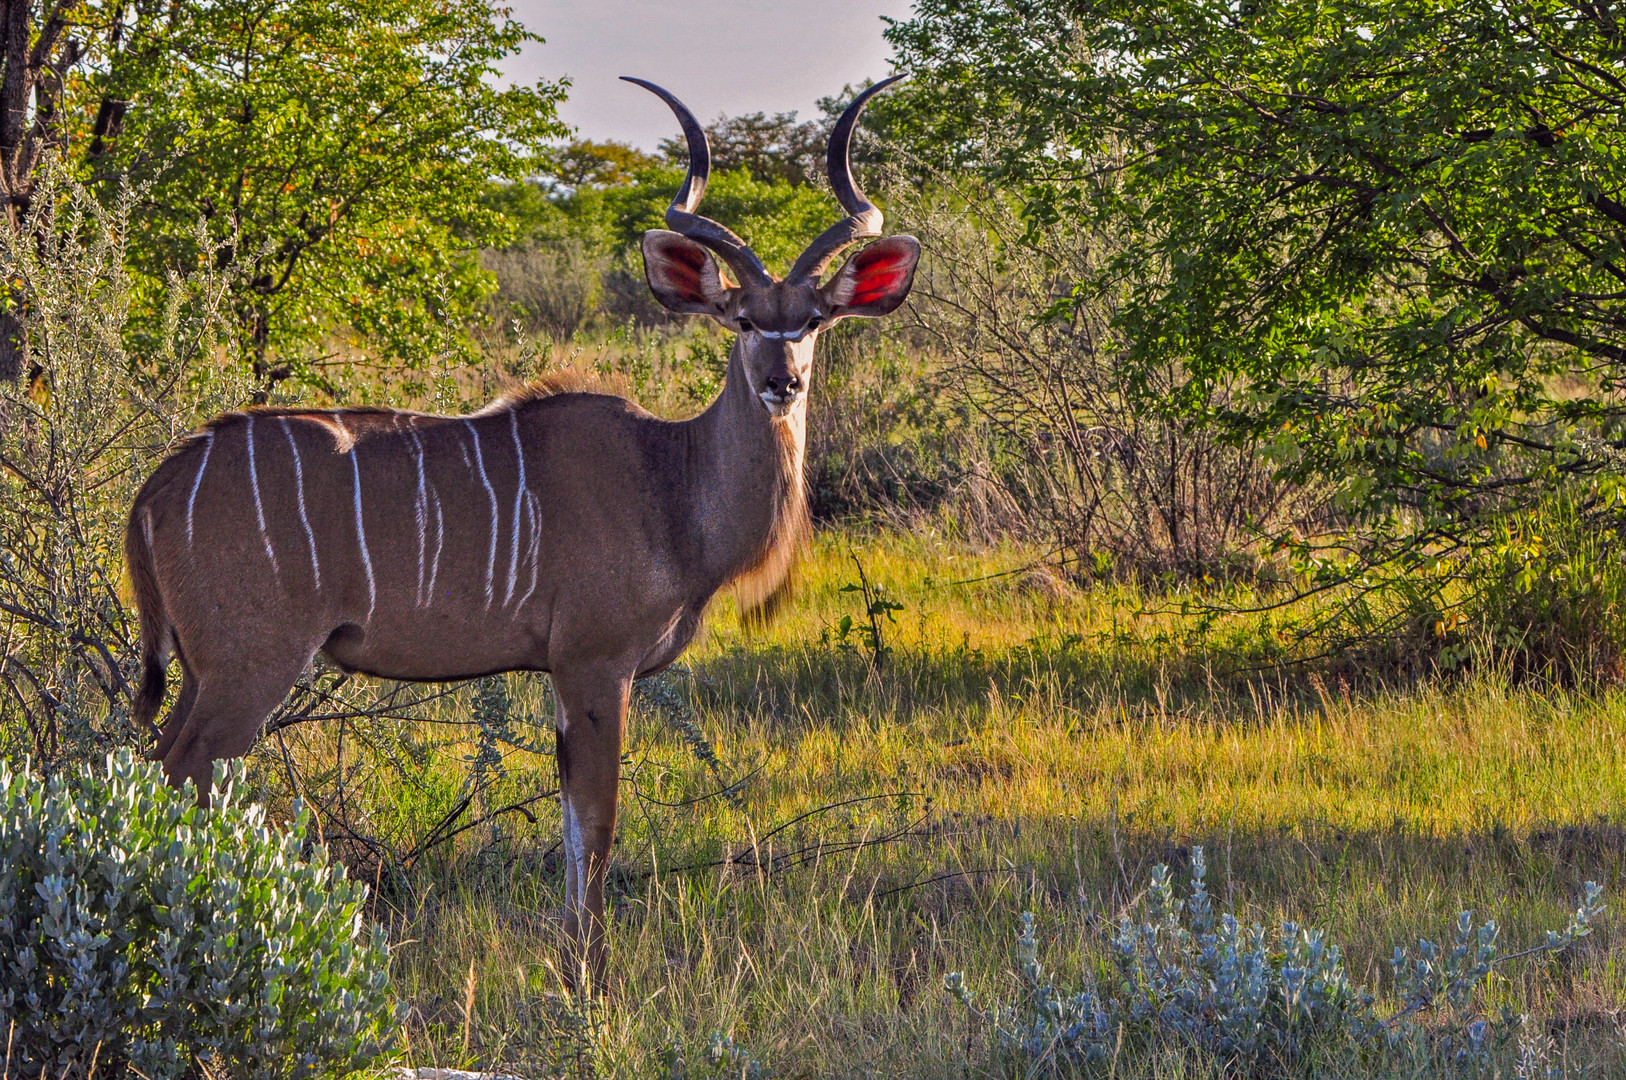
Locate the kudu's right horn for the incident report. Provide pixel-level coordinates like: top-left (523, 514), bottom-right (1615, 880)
top-left (620, 76), bottom-right (773, 288)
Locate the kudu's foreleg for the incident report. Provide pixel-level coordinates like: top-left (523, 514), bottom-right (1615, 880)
top-left (552, 665), bottom-right (631, 991)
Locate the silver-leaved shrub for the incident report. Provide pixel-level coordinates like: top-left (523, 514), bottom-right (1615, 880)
top-left (0, 751), bottom-right (396, 1079)
top-left (946, 847), bottom-right (1605, 1077)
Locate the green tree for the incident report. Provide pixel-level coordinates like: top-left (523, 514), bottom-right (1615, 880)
top-left (889, 0), bottom-right (1626, 584)
top-left (597, 164), bottom-right (838, 275)
top-left (82, 0), bottom-right (566, 380)
top-left (482, 139), bottom-right (661, 248)
top-left (541, 138), bottom-right (661, 192)
top-left (657, 110), bottom-right (826, 187)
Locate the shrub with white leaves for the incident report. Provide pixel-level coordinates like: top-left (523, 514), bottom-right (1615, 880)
top-left (946, 847), bottom-right (1605, 1077)
top-left (0, 751), bottom-right (396, 1079)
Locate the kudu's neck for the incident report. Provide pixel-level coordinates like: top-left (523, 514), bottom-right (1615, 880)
top-left (686, 346), bottom-right (808, 594)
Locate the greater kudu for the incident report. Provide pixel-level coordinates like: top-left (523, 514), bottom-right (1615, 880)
top-left (124, 76), bottom-right (918, 982)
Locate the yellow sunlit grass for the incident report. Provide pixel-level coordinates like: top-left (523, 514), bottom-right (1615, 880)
top-left (261, 532), bottom-right (1626, 1077)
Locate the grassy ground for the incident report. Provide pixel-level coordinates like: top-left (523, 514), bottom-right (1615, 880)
top-left (252, 531), bottom-right (1626, 1078)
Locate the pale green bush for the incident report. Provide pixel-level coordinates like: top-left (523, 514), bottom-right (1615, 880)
top-left (948, 848), bottom-right (1605, 1078)
top-left (0, 751), bottom-right (396, 1079)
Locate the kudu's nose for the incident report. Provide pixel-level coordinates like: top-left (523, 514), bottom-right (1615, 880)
top-left (764, 373), bottom-right (802, 397)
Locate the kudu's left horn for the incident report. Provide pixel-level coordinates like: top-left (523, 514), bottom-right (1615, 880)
top-left (786, 74), bottom-right (909, 286)
top-left (620, 76), bottom-right (773, 288)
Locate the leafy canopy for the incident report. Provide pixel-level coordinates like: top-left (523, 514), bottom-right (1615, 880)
top-left (889, 0), bottom-right (1626, 572)
top-left (79, 0), bottom-right (567, 374)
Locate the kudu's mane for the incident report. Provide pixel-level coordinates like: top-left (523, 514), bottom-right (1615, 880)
top-left (730, 416), bottom-right (810, 624)
top-left (474, 370), bottom-right (632, 414)
top-left (201, 372), bottom-right (611, 430)
top-left (199, 403), bottom-right (419, 453)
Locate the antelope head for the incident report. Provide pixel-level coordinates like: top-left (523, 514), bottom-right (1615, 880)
top-left (623, 76), bottom-right (920, 419)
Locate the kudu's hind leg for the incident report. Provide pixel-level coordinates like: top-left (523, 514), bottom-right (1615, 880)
top-left (160, 650), bottom-right (313, 802)
top-left (149, 665), bottom-right (199, 763)
top-left (552, 665), bottom-right (632, 991)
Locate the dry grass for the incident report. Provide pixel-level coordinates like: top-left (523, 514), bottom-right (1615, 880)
top-left (250, 532), bottom-right (1626, 1078)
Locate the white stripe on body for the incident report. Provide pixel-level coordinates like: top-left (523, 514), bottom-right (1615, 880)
top-left (141, 507), bottom-right (155, 551)
top-left (245, 418), bottom-right (280, 574)
top-left (185, 431), bottom-right (214, 548)
top-left (279, 418), bottom-right (321, 589)
top-left (505, 410), bottom-right (527, 604)
top-left (516, 490), bottom-right (541, 610)
top-left (406, 423), bottom-right (430, 607)
top-left (464, 419), bottom-right (499, 608)
top-left (350, 444), bottom-right (377, 620)
top-left (427, 488), bottom-right (445, 603)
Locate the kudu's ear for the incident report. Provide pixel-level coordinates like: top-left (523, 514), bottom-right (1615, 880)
top-left (820, 235), bottom-right (920, 319)
top-left (642, 230), bottom-right (737, 316)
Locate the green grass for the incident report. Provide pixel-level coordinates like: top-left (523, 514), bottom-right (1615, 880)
top-left (250, 531), bottom-right (1626, 1078)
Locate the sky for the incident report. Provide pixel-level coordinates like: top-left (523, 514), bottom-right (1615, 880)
top-left (504, 0), bottom-right (915, 151)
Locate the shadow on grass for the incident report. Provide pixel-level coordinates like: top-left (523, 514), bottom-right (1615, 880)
top-left (687, 632), bottom-right (1417, 737)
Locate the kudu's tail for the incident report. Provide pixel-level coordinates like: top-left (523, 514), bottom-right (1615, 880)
top-left (124, 505), bottom-right (170, 736)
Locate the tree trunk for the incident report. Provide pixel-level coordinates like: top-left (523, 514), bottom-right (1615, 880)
top-left (0, 0), bottom-right (32, 233)
top-left (0, 307), bottom-right (22, 381)
top-left (0, 1), bottom-right (88, 383)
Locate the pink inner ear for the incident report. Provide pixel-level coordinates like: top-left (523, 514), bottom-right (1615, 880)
top-left (847, 244), bottom-right (913, 306)
top-left (652, 238), bottom-right (709, 302)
